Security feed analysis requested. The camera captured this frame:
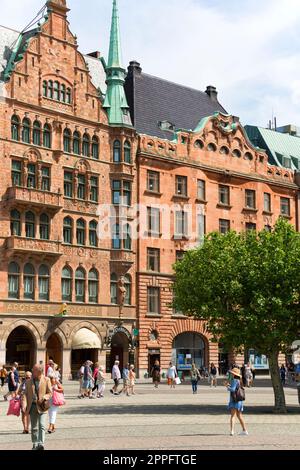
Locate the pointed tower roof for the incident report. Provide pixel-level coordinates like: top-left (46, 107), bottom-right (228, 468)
top-left (103, 0), bottom-right (132, 127)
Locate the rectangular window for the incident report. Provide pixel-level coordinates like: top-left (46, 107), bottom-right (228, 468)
top-left (246, 223), bottom-right (256, 231)
top-left (147, 171), bottom-right (160, 192)
top-left (77, 174), bottom-right (86, 200)
top-left (264, 193), bottom-right (271, 213)
top-left (12, 160), bottom-right (22, 187)
top-left (147, 287), bottom-right (160, 314)
top-left (112, 180), bottom-right (121, 205)
top-left (41, 166), bottom-right (50, 191)
top-left (175, 176), bottom-right (188, 196)
top-left (27, 164), bottom-right (36, 189)
top-left (245, 189), bottom-right (256, 209)
top-left (198, 214), bottom-right (206, 244)
top-left (219, 219), bottom-right (230, 234)
top-left (147, 207), bottom-right (160, 236)
top-left (90, 176), bottom-right (98, 202)
top-left (123, 181), bottom-right (131, 206)
top-left (197, 180), bottom-right (206, 200)
top-left (64, 171), bottom-right (73, 198)
top-left (175, 211), bottom-right (188, 238)
top-left (280, 197), bottom-right (290, 216)
top-left (219, 185), bottom-right (230, 205)
top-left (147, 248), bottom-right (160, 272)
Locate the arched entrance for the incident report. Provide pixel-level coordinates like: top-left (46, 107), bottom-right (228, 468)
top-left (71, 328), bottom-right (101, 379)
top-left (110, 333), bottom-right (129, 372)
top-left (6, 326), bottom-right (35, 372)
top-left (46, 333), bottom-right (63, 370)
top-left (172, 332), bottom-right (206, 378)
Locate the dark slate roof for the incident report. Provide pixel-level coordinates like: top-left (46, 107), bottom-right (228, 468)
top-left (125, 62), bottom-right (227, 139)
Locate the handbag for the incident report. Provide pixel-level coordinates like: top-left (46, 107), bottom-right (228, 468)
top-left (7, 397), bottom-right (21, 417)
top-left (232, 382), bottom-right (246, 403)
top-left (175, 377), bottom-right (181, 385)
top-left (52, 389), bottom-right (65, 407)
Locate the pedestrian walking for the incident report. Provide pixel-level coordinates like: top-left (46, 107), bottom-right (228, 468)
top-left (46, 359), bottom-right (55, 378)
top-left (0, 365), bottom-right (7, 389)
top-left (22, 364), bottom-right (52, 451)
top-left (120, 363), bottom-right (130, 396)
top-left (4, 363), bottom-right (19, 401)
top-left (167, 362), bottom-right (177, 389)
top-left (48, 376), bottom-right (64, 434)
top-left (82, 361), bottom-right (95, 399)
top-left (225, 367), bottom-right (248, 436)
top-left (97, 366), bottom-right (106, 398)
top-left (209, 363), bottom-right (217, 388)
top-left (18, 371), bottom-right (32, 434)
top-left (92, 362), bottom-right (99, 395)
top-left (128, 365), bottom-right (136, 395)
top-left (77, 362), bottom-right (85, 398)
top-left (190, 363), bottom-right (201, 394)
top-left (151, 360), bottom-right (161, 389)
top-left (280, 364), bottom-right (287, 386)
top-left (111, 360), bottom-right (121, 395)
top-left (245, 363), bottom-right (253, 388)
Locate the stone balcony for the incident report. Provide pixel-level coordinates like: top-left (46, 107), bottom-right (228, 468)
top-left (4, 187), bottom-right (62, 213)
top-left (110, 249), bottom-right (135, 268)
top-left (5, 236), bottom-right (63, 261)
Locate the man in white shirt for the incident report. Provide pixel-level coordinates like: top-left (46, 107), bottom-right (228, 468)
top-left (111, 361), bottom-right (121, 395)
top-left (46, 360), bottom-right (54, 378)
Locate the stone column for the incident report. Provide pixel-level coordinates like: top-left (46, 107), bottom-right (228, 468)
top-left (0, 345), bottom-right (6, 366)
top-left (62, 348), bottom-right (72, 380)
top-left (36, 349), bottom-right (45, 368)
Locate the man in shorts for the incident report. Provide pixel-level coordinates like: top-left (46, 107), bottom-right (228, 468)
top-left (111, 360), bottom-right (121, 395)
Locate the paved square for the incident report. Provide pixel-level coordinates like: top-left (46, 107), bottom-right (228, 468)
top-left (0, 380), bottom-right (299, 450)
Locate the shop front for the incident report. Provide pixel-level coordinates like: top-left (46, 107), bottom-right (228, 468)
top-left (71, 328), bottom-right (101, 378)
top-left (172, 332), bottom-right (207, 379)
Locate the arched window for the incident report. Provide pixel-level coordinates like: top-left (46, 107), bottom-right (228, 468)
top-left (113, 140), bottom-right (121, 162)
top-left (43, 124), bottom-right (51, 148)
top-left (43, 80), bottom-right (47, 97)
top-left (22, 118), bottom-right (31, 143)
top-left (112, 223), bottom-right (121, 249)
top-left (76, 219), bottom-right (86, 245)
top-left (63, 217), bottom-right (73, 244)
top-left (73, 131), bottom-right (80, 155)
top-left (61, 84), bottom-right (66, 103)
top-left (75, 267), bottom-right (85, 303)
top-left (89, 220), bottom-right (98, 247)
top-left (110, 273), bottom-right (118, 304)
top-left (123, 224), bottom-right (132, 251)
top-left (53, 81), bottom-right (60, 101)
top-left (48, 80), bottom-right (53, 99)
top-left (124, 274), bottom-right (131, 305)
top-left (11, 115), bottom-right (20, 141)
top-left (24, 263), bottom-right (35, 300)
top-left (33, 120), bottom-right (41, 146)
top-left (25, 211), bottom-right (35, 238)
top-left (62, 266), bottom-right (72, 302)
top-left (38, 265), bottom-right (50, 301)
top-left (66, 88), bottom-right (71, 104)
top-left (63, 128), bottom-right (71, 153)
top-left (82, 133), bottom-right (90, 157)
top-left (8, 262), bottom-right (20, 299)
top-left (40, 213), bottom-right (50, 240)
top-left (10, 210), bottom-right (21, 236)
top-left (88, 269), bottom-right (98, 303)
top-left (91, 136), bottom-right (99, 159)
top-left (124, 140), bottom-right (131, 164)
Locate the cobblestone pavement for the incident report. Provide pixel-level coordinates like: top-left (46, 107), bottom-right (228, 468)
top-left (0, 380), bottom-right (299, 450)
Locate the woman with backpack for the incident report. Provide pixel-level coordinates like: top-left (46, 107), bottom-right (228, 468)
top-left (225, 367), bottom-right (248, 436)
top-left (190, 363), bottom-right (201, 394)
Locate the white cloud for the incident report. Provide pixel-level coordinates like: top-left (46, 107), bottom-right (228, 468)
top-left (1, 0), bottom-right (300, 127)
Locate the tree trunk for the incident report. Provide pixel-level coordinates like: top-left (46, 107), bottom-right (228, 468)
top-left (268, 350), bottom-right (287, 413)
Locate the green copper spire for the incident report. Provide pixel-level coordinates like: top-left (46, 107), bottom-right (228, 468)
top-left (103, 0), bottom-right (132, 127)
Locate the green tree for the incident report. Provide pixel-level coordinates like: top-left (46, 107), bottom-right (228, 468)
top-left (173, 219), bottom-right (300, 413)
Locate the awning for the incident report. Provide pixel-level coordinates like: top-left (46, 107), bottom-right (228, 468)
top-left (72, 328), bottom-right (101, 350)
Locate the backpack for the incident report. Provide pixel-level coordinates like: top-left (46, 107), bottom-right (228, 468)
top-left (232, 381), bottom-right (246, 403)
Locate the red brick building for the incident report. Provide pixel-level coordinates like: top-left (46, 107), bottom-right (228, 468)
top-left (0, 0), bottom-right (298, 378)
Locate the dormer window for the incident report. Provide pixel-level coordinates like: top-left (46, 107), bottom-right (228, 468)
top-left (43, 79), bottom-right (72, 104)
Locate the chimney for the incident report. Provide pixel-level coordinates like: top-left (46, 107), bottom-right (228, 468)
top-left (87, 51), bottom-right (101, 59)
top-left (127, 60), bottom-right (142, 76)
top-left (206, 85), bottom-right (218, 102)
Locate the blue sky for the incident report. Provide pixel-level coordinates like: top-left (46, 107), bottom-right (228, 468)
top-left (1, 0), bottom-right (300, 128)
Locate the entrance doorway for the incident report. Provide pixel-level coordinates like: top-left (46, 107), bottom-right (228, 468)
top-left (173, 332), bottom-right (206, 379)
top-left (71, 349), bottom-right (98, 379)
top-left (218, 343), bottom-right (229, 375)
top-left (71, 328), bottom-right (101, 379)
top-left (110, 333), bottom-right (129, 371)
top-left (6, 326), bottom-right (35, 373)
top-left (46, 333), bottom-right (63, 371)
top-left (148, 351), bottom-right (160, 374)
